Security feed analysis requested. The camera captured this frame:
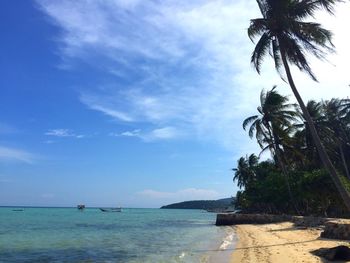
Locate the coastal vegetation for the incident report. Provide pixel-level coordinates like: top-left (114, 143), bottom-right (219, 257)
top-left (234, 89), bottom-right (350, 217)
top-left (237, 0), bottom-right (350, 214)
top-left (161, 198), bottom-right (234, 210)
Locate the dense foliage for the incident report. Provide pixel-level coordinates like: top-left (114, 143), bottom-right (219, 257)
top-left (234, 88), bottom-right (350, 217)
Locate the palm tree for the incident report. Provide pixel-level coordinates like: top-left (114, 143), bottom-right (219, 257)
top-left (248, 0), bottom-right (350, 210)
top-left (233, 154), bottom-right (258, 189)
top-left (323, 99), bottom-right (350, 179)
top-left (243, 87), bottom-right (299, 213)
top-left (243, 87), bottom-right (298, 153)
top-left (295, 100), bottom-right (330, 169)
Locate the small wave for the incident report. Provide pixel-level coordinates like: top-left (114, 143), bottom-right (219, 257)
top-left (219, 232), bottom-right (235, 250)
top-left (179, 252), bottom-right (186, 259)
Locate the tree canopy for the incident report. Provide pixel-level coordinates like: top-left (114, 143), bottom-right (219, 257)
top-left (234, 87), bottom-right (350, 217)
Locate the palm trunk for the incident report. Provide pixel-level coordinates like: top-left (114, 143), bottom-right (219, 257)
top-left (339, 143), bottom-right (350, 180)
top-left (338, 123), bottom-right (350, 180)
top-left (279, 48), bottom-right (350, 211)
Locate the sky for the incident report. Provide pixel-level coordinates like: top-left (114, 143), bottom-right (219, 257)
top-left (0, 0), bottom-right (349, 208)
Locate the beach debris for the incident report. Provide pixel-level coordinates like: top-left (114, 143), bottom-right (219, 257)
top-left (312, 246), bottom-right (350, 261)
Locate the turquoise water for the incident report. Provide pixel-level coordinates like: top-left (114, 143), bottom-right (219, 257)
top-left (0, 208), bottom-right (230, 262)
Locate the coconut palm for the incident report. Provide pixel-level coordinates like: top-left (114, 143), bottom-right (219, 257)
top-left (323, 99), bottom-right (350, 179)
top-left (233, 154), bottom-right (259, 189)
top-left (243, 87), bottom-right (298, 156)
top-left (248, 0), bottom-right (350, 209)
top-left (243, 87), bottom-right (299, 212)
top-left (294, 100), bottom-right (330, 169)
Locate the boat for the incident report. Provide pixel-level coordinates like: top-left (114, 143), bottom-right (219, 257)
top-left (77, 204), bottom-right (85, 210)
top-left (99, 207), bottom-right (121, 212)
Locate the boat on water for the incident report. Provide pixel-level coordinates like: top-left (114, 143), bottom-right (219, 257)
top-left (99, 207), bottom-right (122, 212)
top-left (77, 204), bottom-right (85, 210)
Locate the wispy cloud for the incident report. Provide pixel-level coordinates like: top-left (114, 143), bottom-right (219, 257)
top-left (111, 126), bottom-right (181, 141)
top-left (45, 129), bottom-right (85, 138)
top-left (110, 129), bottom-right (141, 138)
top-left (146, 127), bottom-right (180, 140)
top-left (80, 94), bottom-right (134, 122)
top-left (137, 188), bottom-right (220, 202)
top-left (37, 0), bottom-right (350, 156)
top-left (120, 130), bottom-right (141, 137)
top-left (0, 146), bottom-right (37, 164)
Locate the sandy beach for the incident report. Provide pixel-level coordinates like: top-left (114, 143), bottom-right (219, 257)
top-left (230, 222), bottom-right (350, 263)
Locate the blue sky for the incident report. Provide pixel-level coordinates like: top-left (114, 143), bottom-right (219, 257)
top-left (1, 0), bottom-right (349, 207)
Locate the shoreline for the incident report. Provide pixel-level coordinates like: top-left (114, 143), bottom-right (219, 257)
top-left (229, 222), bottom-right (349, 263)
top-left (207, 226), bottom-right (236, 263)
top-left (195, 226), bottom-right (236, 263)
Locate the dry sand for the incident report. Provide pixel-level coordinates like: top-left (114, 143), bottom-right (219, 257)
top-left (230, 222), bottom-right (350, 263)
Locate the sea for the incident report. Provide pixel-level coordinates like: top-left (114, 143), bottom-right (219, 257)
top-left (0, 207), bottom-right (235, 263)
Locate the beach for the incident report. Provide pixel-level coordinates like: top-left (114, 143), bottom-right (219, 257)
top-left (230, 222), bottom-right (350, 263)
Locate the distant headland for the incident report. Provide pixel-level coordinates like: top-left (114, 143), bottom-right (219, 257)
top-left (160, 197), bottom-right (234, 211)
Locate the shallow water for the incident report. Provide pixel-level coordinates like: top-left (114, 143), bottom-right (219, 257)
top-left (0, 207), bottom-right (231, 262)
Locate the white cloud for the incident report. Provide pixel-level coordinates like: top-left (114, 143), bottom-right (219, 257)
top-left (80, 94), bottom-right (134, 122)
top-left (147, 127), bottom-right (179, 140)
top-left (37, 0), bottom-right (350, 156)
top-left (45, 129), bottom-right (84, 138)
top-left (110, 129), bottom-right (140, 137)
top-left (111, 127), bottom-right (180, 141)
top-left (120, 129), bottom-right (141, 137)
top-left (137, 188), bottom-right (220, 202)
top-left (0, 146), bottom-right (37, 164)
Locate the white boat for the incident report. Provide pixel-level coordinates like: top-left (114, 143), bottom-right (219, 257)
top-left (99, 207), bottom-right (121, 212)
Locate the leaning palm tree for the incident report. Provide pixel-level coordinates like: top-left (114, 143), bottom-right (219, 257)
top-left (248, 0), bottom-right (350, 210)
top-left (243, 87), bottom-right (300, 213)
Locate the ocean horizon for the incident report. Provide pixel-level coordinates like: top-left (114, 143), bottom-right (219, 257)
top-left (0, 207), bottom-right (235, 262)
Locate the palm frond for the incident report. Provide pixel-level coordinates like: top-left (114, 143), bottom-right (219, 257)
top-left (249, 0), bottom-right (342, 82)
top-left (259, 143), bottom-right (274, 157)
top-left (279, 33), bottom-right (318, 81)
top-left (243, 115), bottom-right (259, 130)
top-left (291, 21), bottom-right (334, 59)
top-left (248, 18), bottom-right (268, 42)
top-left (251, 33), bottom-right (271, 74)
top-left (316, 0), bottom-right (344, 15)
top-left (272, 38), bottom-right (284, 78)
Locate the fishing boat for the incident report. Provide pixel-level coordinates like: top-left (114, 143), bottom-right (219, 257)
top-left (99, 207), bottom-right (121, 212)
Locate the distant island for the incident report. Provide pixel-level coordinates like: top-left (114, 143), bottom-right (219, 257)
top-left (160, 198), bottom-right (235, 211)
